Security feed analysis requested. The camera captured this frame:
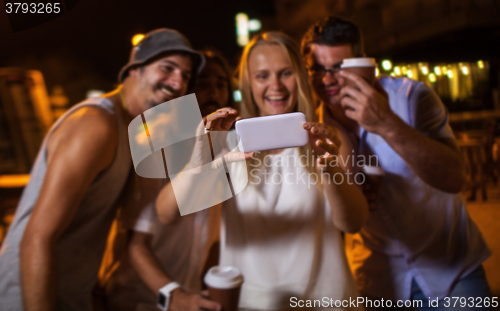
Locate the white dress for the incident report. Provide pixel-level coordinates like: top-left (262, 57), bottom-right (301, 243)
top-left (221, 148), bottom-right (362, 311)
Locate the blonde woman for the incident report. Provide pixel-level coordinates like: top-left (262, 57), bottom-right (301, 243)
top-left (156, 32), bottom-right (368, 310)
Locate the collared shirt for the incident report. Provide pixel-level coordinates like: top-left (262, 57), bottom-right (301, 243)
top-left (322, 76), bottom-right (491, 301)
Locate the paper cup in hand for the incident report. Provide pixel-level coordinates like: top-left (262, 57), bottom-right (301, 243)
top-left (204, 266), bottom-right (244, 311)
top-left (341, 58), bottom-right (377, 86)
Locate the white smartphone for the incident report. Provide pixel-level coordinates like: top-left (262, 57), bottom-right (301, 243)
top-left (235, 112), bottom-right (309, 152)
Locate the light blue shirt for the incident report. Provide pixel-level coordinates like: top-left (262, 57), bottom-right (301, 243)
top-left (340, 76), bottom-right (490, 301)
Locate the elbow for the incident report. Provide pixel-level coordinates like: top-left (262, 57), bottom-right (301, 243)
top-left (344, 214), bottom-right (368, 234)
top-left (155, 197), bottom-right (176, 225)
top-left (443, 159), bottom-right (467, 194)
top-left (155, 203), bottom-right (179, 225)
top-left (340, 222), bottom-right (364, 234)
top-left (156, 210), bottom-right (179, 225)
top-left (336, 206), bottom-right (369, 234)
top-left (448, 176), bottom-right (466, 194)
top-left (453, 162), bottom-right (468, 193)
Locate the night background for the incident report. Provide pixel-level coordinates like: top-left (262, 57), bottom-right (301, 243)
top-left (1, 0), bottom-right (500, 297)
top-left (0, 0), bottom-right (277, 104)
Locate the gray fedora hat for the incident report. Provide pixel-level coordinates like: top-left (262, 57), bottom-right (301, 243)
top-left (118, 28), bottom-right (205, 83)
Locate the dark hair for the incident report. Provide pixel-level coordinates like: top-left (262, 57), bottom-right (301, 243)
top-left (301, 16), bottom-right (364, 57)
top-left (198, 48), bottom-right (235, 107)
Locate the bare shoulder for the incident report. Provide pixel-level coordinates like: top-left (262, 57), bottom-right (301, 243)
top-left (47, 104), bottom-right (119, 168)
top-left (62, 105), bottom-right (117, 135)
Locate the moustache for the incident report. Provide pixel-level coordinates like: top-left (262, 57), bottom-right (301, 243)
top-left (157, 84), bottom-right (181, 98)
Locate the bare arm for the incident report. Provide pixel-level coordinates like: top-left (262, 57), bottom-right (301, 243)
top-left (129, 230), bottom-right (221, 311)
top-left (155, 182), bottom-right (181, 224)
top-left (156, 108), bottom-right (251, 224)
top-left (378, 117), bottom-right (465, 193)
top-left (20, 107), bottom-right (118, 311)
top-left (304, 123), bottom-right (369, 233)
top-left (340, 70), bottom-right (466, 193)
top-left (128, 231), bottom-right (172, 292)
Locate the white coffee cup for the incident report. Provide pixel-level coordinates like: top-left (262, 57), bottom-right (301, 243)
top-left (341, 57), bottom-right (377, 69)
top-left (204, 266), bottom-right (244, 311)
top-left (341, 57), bottom-right (377, 86)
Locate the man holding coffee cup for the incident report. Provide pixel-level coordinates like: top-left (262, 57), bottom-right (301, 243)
top-left (302, 17), bottom-right (491, 309)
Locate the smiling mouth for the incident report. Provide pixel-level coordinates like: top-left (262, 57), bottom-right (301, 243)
top-left (323, 88), bottom-right (340, 96)
top-left (160, 86), bottom-right (176, 99)
top-left (265, 95), bottom-right (289, 106)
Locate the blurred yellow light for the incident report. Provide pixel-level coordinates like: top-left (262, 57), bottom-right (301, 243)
top-left (402, 66), bottom-right (407, 75)
top-left (461, 66), bottom-right (469, 75)
top-left (132, 34), bottom-right (145, 46)
top-left (390, 72), bottom-right (396, 77)
top-left (407, 70), bottom-right (413, 78)
top-left (442, 66), bottom-right (447, 73)
top-left (447, 69), bottom-right (453, 78)
top-left (394, 66), bottom-right (401, 75)
top-left (382, 60), bottom-right (392, 71)
top-left (0, 174), bottom-right (30, 188)
top-left (421, 66), bottom-right (428, 75)
top-left (434, 66), bottom-right (441, 76)
top-left (429, 73), bottom-right (437, 83)
top-left (375, 67), bottom-right (380, 77)
top-left (477, 60), bottom-right (484, 69)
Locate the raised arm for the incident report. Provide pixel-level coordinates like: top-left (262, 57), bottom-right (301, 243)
top-left (339, 71), bottom-right (466, 193)
top-left (156, 108), bottom-right (251, 224)
top-left (304, 122), bottom-right (369, 233)
top-left (20, 106), bottom-right (118, 311)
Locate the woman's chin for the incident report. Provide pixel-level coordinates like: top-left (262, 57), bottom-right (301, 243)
top-left (266, 108), bottom-right (292, 116)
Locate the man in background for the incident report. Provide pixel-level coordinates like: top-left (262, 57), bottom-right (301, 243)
top-left (302, 17), bottom-right (491, 309)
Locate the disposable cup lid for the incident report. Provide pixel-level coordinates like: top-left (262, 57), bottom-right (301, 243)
top-left (363, 165), bottom-right (385, 175)
top-left (204, 266), bottom-right (244, 289)
top-left (341, 58), bottom-right (377, 68)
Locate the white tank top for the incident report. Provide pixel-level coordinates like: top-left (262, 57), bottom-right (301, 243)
top-left (221, 148), bottom-right (362, 310)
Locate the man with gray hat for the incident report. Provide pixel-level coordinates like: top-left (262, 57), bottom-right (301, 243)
top-left (0, 28), bottom-right (208, 311)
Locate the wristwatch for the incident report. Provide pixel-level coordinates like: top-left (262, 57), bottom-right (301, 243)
top-left (157, 282), bottom-right (181, 311)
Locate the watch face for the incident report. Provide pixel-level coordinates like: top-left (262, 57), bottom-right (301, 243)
top-left (158, 292), bottom-right (167, 307)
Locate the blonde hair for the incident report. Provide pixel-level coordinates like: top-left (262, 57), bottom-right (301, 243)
top-left (237, 32), bottom-right (317, 172)
top-left (238, 32), bottom-right (317, 121)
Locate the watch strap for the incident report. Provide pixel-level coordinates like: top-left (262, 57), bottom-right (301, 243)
top-left (157, 282), bottom-right (181, 310)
